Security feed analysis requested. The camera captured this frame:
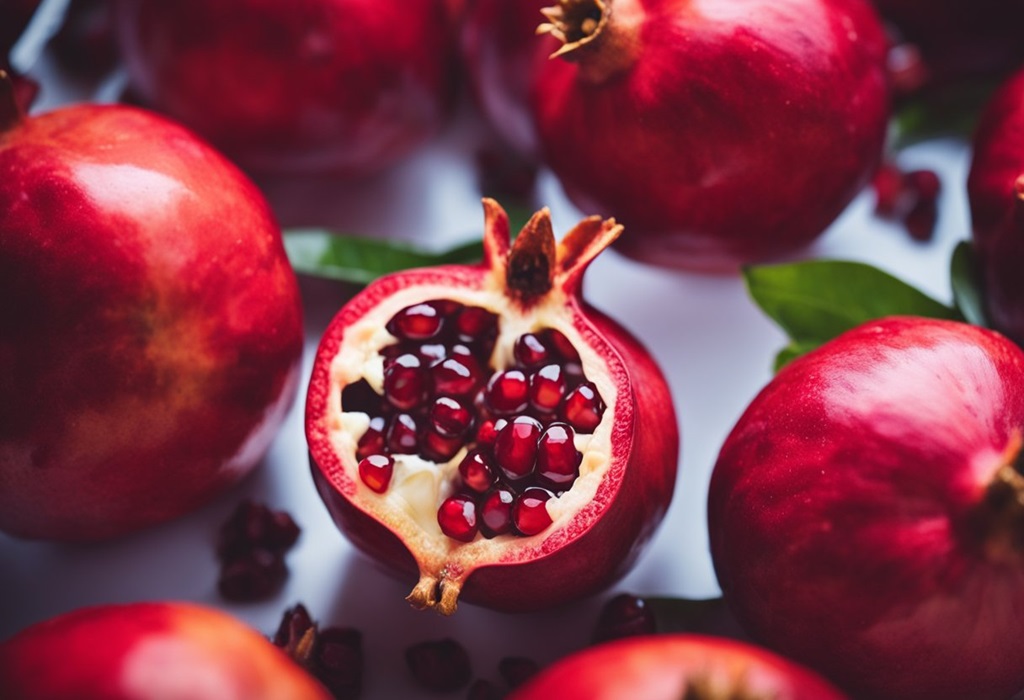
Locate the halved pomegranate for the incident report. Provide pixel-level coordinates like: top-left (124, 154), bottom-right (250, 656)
top-left (305, 199), bottom-right (679, 614)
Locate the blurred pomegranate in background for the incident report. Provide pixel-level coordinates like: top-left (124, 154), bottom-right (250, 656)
top-left (112, 0), bottom-right (459, 177)
top-left (462, 0), bottom-right (890, 272)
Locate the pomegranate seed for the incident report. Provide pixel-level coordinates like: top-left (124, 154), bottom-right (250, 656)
top-left (873, 162), bottom-right (906, 217)
top-left (536, 423), bottom-right (581, 489)
top-left (383, 353), bottom-right (430, 410)
top-left (387, 302), bottom-right (444, 340)
top-left (562, 382), bottom-right (604, 433)
top-left (474, 418), bottom-right (504, 449)
top-left (315, 627), bottom-right (364, 700)
top-left (904, 198), bottom-right (938, 242)
top-left (485, 369), bottom-right (529, 415)
top-left (592, 593), bottom-right (657, 644)
top-left (494, 416), bottom-right (542, 481)
top-left (513, 487), bottom-right (554, 536)
top-left (906, 169), bottom-right (941, 202)
top-left (479, 487), bottom-right (515, 537)
top-left (216, 500), bottom-right (300, 561)
top-left (418, 343), bottom-right (447, 364)
top-left (405, 638), bottom-right (472, 692)
top-left (514, 332), bottom-right (552, 368)
top-left (218, 548), bottom-right (288, 602)
top-left (499, 656), bottom-right (540, 688)
top-left (438, 494), bottom-right (479, 542)
top-left (432, 354), bottom-right (482, 397)
top-left (458, 450), bottom-right (497, 493)
top-left (421, 429), bottom-right (463, 463)
top-left (430, 396), bottom-right (472, 438)
top-left (386, 413), bottom-right (420, 454)
top-left (546, 328), bottom-right (580, 363)
top-left (357, 454), bottom-right (393, 493)
top-left (455, 306), bottom-right (498, 343)
top-left (529, 363), bottom-right (566, 413)
top-left (356, 415), bottom-right (386, 460)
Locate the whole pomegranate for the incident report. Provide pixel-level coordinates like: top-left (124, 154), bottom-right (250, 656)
top-left (708, 316), bottom-right (1024, 699)
top-left (0, 80), bottom-right (303, 541)
top-left (462, 0), bottom-right (890, 271)
top-left (967, 67), bottom-right (1024, 347)
top-left (305, 199), bottom-right (679, 614)
top-left (508, 634), bottom-right (847, 699)
top-left (112, 0), bottom-right (458, 176)
top-left (0, 602), bottom-right (331, 699)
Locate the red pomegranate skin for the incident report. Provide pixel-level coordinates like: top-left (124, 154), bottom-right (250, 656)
top-left (112, 0), bottom-right (458, 176)
top-left (968, 67), bottom-right (1024, 346)
top-left (0, 602), bottom-right (331, 699)
top-left (0, 102), bottom-right (304, 541)
top-left (508, 634), bottom-right (848, 700)
top-left (709, 317), bottom-right (1024, 699)
top-left (526, 0), bottom-right (890, 271)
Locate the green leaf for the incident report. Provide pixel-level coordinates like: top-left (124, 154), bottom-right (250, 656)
top-left (283, 230), bottom-right (484, 286)
top-left (950, 239), bottom-right (989, 327)
top-left (744, 259), bottom-right (960, 369)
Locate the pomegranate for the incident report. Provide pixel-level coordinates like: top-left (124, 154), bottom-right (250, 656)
top-left (0, 76), bottom-right (303, 540)
top-left (968, 67), bottom-right (1024, 347)
top-left (305, 199), bottom-right (679, 614)
top-left (709, 316), bottom-right (1024, 699)
top-left (507, 634), bottom-right (847, 699)
top-left (462, 0), bottom-right (890, 271)
top-left (0, 602), bottom-right (331, 699)
top-left (111, 0), bottom-right (458, 176)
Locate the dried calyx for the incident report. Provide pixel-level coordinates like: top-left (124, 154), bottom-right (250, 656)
top-left (973, 432), bottom-right (1024, 559)
top-left (538, 0), bottom-right (641, 82)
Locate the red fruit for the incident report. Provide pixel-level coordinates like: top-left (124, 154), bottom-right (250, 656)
top-left (507, 634), bottom-right (847, 700)
top-left (968, 67), bottom-right (1024, 346)
top-left (112, 0), bottom-right (458, 176)
top-left (0, 602), bottom-right (331, 699)
top-left (305, 199), bottom-right (679, 614)
top-left (462, 0), bottom-right (889, 271)
top-left (709, 317), bottom-right (1024, 699)
top-left (0, 79), bottom-right (303, 541)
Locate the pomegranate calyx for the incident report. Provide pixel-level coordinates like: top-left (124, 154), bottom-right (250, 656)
top-left (407, 573), bottom-right (462, 615)
top-left (506, 208), bottom-right (557, 306)
top-left (0, 70), bottom-right (23, 132)
top-left (538, 0), bottom-right (641, 83)
top-left (682, 674), bottom-right (769, 700)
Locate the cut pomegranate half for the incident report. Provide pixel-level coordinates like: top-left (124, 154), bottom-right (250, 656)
top-left (305, 199), bottom-right (679, 614)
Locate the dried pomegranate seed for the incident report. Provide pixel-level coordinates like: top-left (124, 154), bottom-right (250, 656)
top-left (356, 415), bottom-right (387, 460)
top-left (432, 354), bottom-right (482, 397)
top-left (494, 416), bottom-right (542, 481)
top-left (529, 363), bottom-right (566, 413)
top-left (405, 638), bottom-right (472, 692)
top-left (872, 162), bottom-right (906, 217)
top-left (387, 302), bottom-right (444, 340)
top-left (459, 450), bottom-right (497, 493)
top-left (479, 487), bottom-right (515, 537)
top-left (514, 332), bottom-right (552, 368)
top-left (431, 396), bottom-right (473, 438)
top-left (437, 494), bottom-right (479, 542)
top-left (513, 487), bottom-right (554, 536)
top-left (904, 198), bottom-right (938, 242)
top-left (217, 500), bottom-right (300, 561)
top-left (383, 353), bottom-right (430, 410)
top-left (499, 656), bottom-right (540, 688)
top-left (485, 369), bottom-right (530, 415)
top-left (536, 423), bottom-right (582, 489)
top-left (357, 454), bottom-right (393, 493)
top-left (386, 413), bottom-right (420, 454)
top-left (591, 593), bottom-right (657, 644)
top-left (562, 381), bottom-right (604, 433)
top-left (218, 548), bottom-right (288, 601)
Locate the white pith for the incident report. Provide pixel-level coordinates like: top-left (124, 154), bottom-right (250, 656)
top-left (323, 277), bottom-right (617, 578)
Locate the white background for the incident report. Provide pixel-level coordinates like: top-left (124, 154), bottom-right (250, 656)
top-left (1, 1), bottom-right (971, 696)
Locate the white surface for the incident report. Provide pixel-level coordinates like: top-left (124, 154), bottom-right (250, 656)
top-left (1, 3), bottom-right (972, 696)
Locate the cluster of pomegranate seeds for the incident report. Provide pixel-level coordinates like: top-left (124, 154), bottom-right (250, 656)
top-left (215, 500), bottom-right (300, 602)
top-left (872, 161), bottom-right (942, 242)
top-left (345, 299), bottom-right (607, 543)
top-left (405, 637), bottom-right (473, 692)
top-left (272, 604), bottom-right (362, 700)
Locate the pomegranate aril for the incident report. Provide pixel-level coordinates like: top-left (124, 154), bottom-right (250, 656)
top-left (529, 363), bottom-right (566, 413)
top-left (546, 328), bottom-right (581, 364)
top-left (216, 500), bottom-right (300, 561)
top-left (418, 343), bottom-right (447, 365)
top-left (217, 548), bottom-right (288, 602)
top-left (430, 396), bottom-right (472, 438)
top-left (485, 369), bottom-right (529, 415)
top-left (387, 302), bottom-right (445, 340)
top-left (386, 413), bottom-right (420, 454)
top-left (474, 418), bottom-right (504, 449)
top-left (591, 593), bottom-right (657, 644)
top-left (494, 415), bottom-right (542, 481)
top-left (454, 306), bottom-right (498, 343)
top-left (356, 415), bottom-right (387, 460)
top-left (437, 494), bottom-right (478, 542)
top-left (358, 454), bottom-right (394, 493)
top-left (405, 638), bottom-right (473, 692)
top-left (432, 354), bottom-right (483, 397)
top-left (514, 332), bottom-right (552, 368)
top-left (906, 168), bottom-right (941, 202)
top-left (422, 429), bottom-right (463, 463)
top-left (458, 450), bottom-right (497, 493)
top-left (383, 353), bottom-right (430, 410)
top-left (536, 423), bottom-right (582, 489)
top-left (479, 487), bottom-right (515, 537)
top-left (513, 487), bottom-right (554, 536)
top-left (562, 382), bottom-right (604, 433)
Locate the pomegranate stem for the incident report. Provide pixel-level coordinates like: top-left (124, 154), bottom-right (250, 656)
top-left (0, 70), bottom-right (23, 132)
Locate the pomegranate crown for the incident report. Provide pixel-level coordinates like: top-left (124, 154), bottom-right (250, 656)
top-left (480, 198), bottom-right (622, 308)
